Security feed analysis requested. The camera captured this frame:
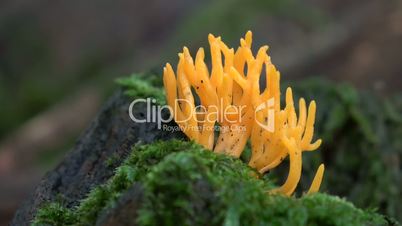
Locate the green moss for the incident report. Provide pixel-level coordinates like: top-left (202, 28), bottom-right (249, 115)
top-left (104, 153), bottom-right (120, 168)
top-left (137, 146), bottom-right (271, 226)
top-left (299, 194), bottom-right (386, 226)
top-left (32, 203), bottom-right (76, 226)
top-left (33, 140), bottom-right (397, 226)
top-left (137, 147), bottom-right (391, 226)
top-left (116, 73), bottom-right (165, 104)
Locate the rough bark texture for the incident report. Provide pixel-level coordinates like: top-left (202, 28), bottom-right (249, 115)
top-left (11, 90), bottom-right (184, 226)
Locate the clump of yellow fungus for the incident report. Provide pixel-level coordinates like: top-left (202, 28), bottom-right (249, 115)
top-left (163, 31), bottom-right (324, 196)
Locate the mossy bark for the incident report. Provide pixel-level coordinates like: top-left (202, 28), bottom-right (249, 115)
top-left (11, 89), bottom-right (184, 226)
top-left (32, 140), bottom-right (397, 226)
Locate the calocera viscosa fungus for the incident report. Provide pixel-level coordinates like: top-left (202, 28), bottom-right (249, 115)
top-left (163, 31), bottom-right (324, 196)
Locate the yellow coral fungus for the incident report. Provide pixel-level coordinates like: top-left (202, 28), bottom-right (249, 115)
top-left (162, 31), bottom-right (324, 196)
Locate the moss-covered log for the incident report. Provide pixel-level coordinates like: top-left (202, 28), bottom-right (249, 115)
top-left (32, 140), bottom-right (397, 226)
top-left (12, 74), bottom-right (401, 225)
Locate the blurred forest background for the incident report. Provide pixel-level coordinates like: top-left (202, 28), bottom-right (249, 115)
top-left (0, 0), bottom-right (401, 225)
